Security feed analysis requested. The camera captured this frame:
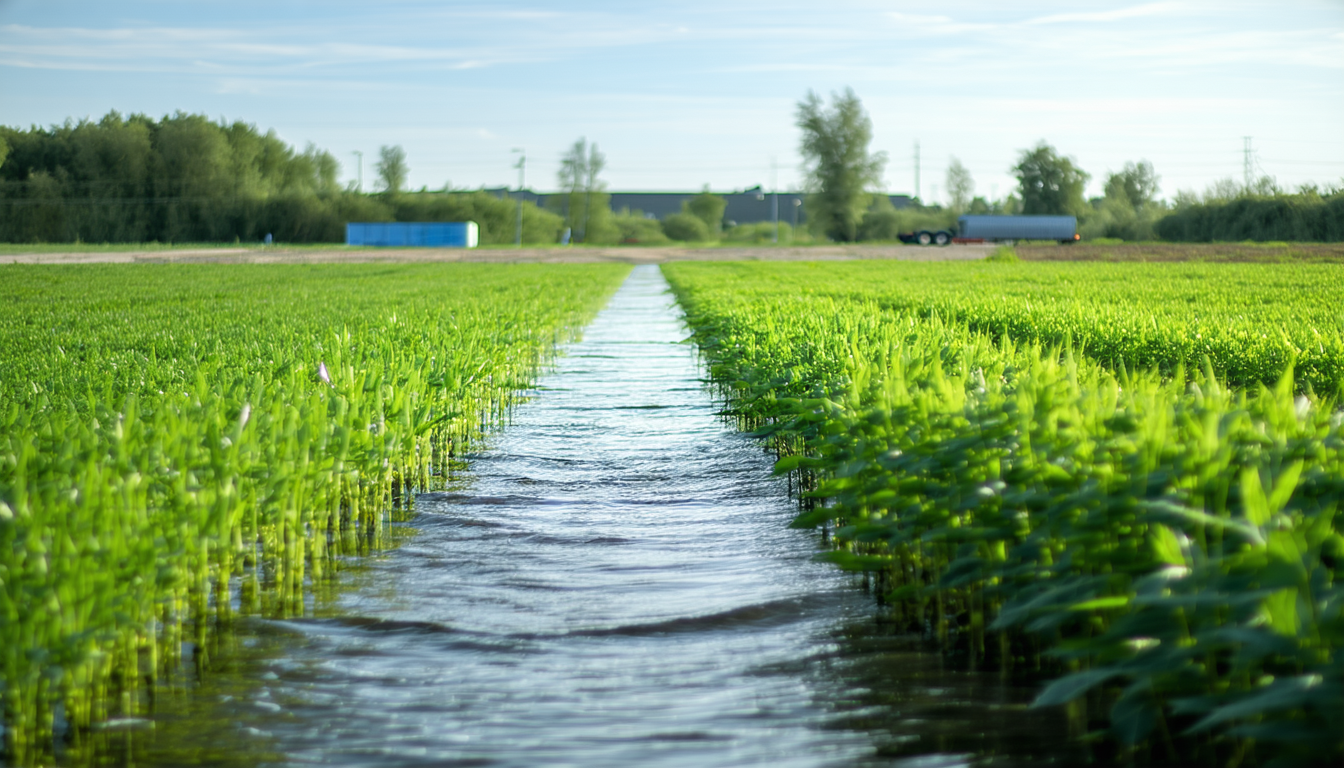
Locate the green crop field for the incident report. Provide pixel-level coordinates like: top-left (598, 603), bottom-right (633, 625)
top-left (672, 260), bottom-right (1344, 396)
top-left (0, 262), bottom-right (628, 763)
top-left (664, 260), bottom-right (1344, 765)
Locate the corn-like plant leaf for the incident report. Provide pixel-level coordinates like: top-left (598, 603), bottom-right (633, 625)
top-left (1187, 675), bottom-right (1323, 734)
top-left (1033, 668), bottom-right (1125, 708)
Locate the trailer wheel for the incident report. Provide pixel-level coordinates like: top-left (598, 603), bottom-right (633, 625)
top-left (916, 231), bottom-right (933, 246)
top-left (933, 231), bottom-right (951, 246)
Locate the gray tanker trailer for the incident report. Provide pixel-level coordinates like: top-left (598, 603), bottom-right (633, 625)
top-left (899, 215), bottom-right (1080, 246)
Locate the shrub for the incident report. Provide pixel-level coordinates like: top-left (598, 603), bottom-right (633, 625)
top-left (661, 212), bottom-right (711, 242)
top-left (612, 211), bottom-right (670, 244)
top-left (722, 221), bottom-right (794, 244)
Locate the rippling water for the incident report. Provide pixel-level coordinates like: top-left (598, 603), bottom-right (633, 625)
top-left (139, 265), bottom-right (1077, 767)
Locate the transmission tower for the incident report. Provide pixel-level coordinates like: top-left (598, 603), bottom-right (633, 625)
top-left (914, 141), bottom-right (921, 203)
top-left (1243, 137), bottom-right (1254, 190)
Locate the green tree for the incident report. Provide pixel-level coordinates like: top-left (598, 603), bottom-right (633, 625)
top-left (0, 134), bottom-right (8, 171)
top-left (946, 157), bottom-right (974, 214)
top-left (556, 137), bottom-right (607, 242)
top-left (0, 110), bottom-right (396, 244)
top-left (1013, 142), bottom-right (1090, 216)
top-left (685, 188), bottom-right (726, 234)
top-left (796, 88), bottom-right (886, 242)
top-left (156, 113), bottom-right (231, 198)
top-left (376, 145), bottom-right (408, 194)
top-left (553, 139), bottom-right (607, 243)
top-left (1081, 159), bottom-right (1163, 241)
top-left (1104, 160), bottom-right (1159, 209)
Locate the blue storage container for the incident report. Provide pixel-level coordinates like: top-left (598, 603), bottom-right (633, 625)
top-left (346, 222), bottom-right (479, 248)
top-left (957, 215), bottom-right (1076, 241)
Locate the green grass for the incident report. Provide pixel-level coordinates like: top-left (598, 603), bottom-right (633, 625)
top-left (663, 260), bottom-right (1344, 765)
top-left (0, 262), bottom-right (629, 763)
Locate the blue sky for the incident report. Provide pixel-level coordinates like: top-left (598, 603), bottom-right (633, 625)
top-left (2, 1), bottom-right (1341, 203)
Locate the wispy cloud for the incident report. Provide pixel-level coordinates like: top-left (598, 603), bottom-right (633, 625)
top-left (1025, 2), bottom-right (1184, 25)
top-left (884, 13), bottom-right (996, 36)
top-left (0, 23), bottom-right (531, 74)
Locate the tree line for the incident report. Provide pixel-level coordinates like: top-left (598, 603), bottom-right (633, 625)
top-left (0, 112), bottom-right (573, 245)
top-left (1, 107), bottom-right (1339, 245)
top-left (796, 89), bottom-right (1343, 243)
top-left (0, 113), bottom-right (777, 246)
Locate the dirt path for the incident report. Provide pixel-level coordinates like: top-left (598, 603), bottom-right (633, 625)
top-left (4, 243), bottom-right (994, 265)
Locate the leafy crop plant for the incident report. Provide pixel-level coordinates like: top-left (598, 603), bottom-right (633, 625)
top-left (664, 260), bottom-right (1344, 766)
top-left (0, 262), bottom-right (628, 764)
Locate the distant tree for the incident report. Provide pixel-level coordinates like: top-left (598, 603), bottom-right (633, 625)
top-left (376, 145), bottom-right (408, 194)
top-left (557, 139), bottom-right (586, 195)
top-left (967, 196), bottom-right (991, 215)
top-left (1247, 175), bottom-right (1280, 196)
top-left (301, 143), bottom-right (342, 195)
top-left (1104, 160), bottom-right (1159, 209)
top-left (1170, 189), bottom-right (1200, 210)
top-left (156, 113), bottom-right (232, 199)
top-left (685, 188), bottom-right (726, 234)
top-left (796, 88), bottom-right (887, 242)
top-left (1013, 142), bottom-right (1090, 216)
top-left (662, 212), bottom-right (710, 242)
top-left (557, 137), bottom-right (606, 242)
top-left (0, 134), bottom-right (8, 171)
top-left (946, 157), bottom-right (974, 214)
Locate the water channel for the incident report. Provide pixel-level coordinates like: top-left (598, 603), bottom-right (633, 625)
top-left (141, 265), bottom-right (1076, 767)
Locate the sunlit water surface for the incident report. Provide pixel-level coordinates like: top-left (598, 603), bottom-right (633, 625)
top-left (140, 265), bottom-right (1076, 767)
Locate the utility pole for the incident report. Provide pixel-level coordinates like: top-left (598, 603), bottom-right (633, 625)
top-left (1243, 136), bottom-right (1254, 190)
top-left (771, 156), bottom-right (779, 244)
top-left (913, 141), bottom-right (921, 204)
top-left (512, 148), bottom-right (525, 246)
top-left (351, 150), bottom-right (363, 192)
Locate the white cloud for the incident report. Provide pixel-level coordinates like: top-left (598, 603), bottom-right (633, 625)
top-left (1025, 2), bottom-right (1185, 25)
top-left (884, 12), bottom-right (996, 35)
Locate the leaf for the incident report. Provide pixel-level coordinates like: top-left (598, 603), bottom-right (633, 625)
top-left (789, 506), bottom-right (835, 529)
top-left (1266, 459), bottom-right (1303, 515)
top-left (1110, 680), bottom-right (1157, 746)
top-left (1240, 468), bottom-right (1271, 527)
top-left (1141, 499), bottom-right (1264, 546)
top-left (938, 555), bottom-right (985, 588)
top-left (1262, 588), bottom-right (1299, 637)
top-left (1033, 668), bottom-right (1125, 708)
top-left (1150, 524), bottom-right (1185, 567)
top-left (1187, 675), bottom-right (1323, 734)
top-left (1069, 595), bottom-right (1130, 611)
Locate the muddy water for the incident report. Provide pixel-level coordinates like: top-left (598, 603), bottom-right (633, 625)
top-left (145, 265), bottom-right (1076, 767)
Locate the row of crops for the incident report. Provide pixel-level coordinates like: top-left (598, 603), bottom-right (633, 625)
top-left (0, 262), bottom-right (629, 763)
top-left (663, 261), bottom-right (1344, 766)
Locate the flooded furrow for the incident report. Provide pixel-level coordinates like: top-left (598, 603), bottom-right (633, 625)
top-left (146, 265), bottom-right (1076, 767)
